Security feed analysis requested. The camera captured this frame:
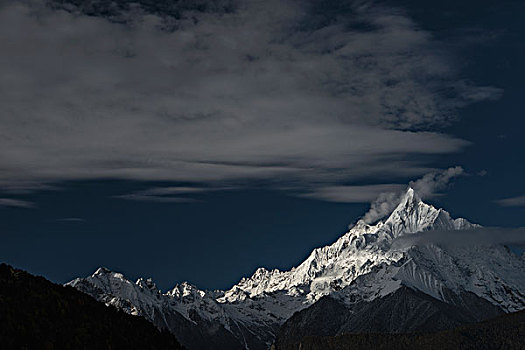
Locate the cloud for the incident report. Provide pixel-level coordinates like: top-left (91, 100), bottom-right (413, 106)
top-left (391, 227), bottom-right (525, 250)
top-left (0, 198), bottom-right (35, 208)
top-left (55, 217), bottom-right (86, 222)
top-left (360, 166), bottom-right (464, 224)
top-left (495, 195), bottom-right (525, 207)
top-left (0, 1), bottom-right (499, 196)
top-left (409, 166), bottom-right (464, 199)
top-left (361, 191), bottom-right (405, 225)
top-left (114, 186), bottom-right (233, 203)
top-left (300, 184), bottom-right (405, 203)
top-left (115, 194), bottom-right (200, 203)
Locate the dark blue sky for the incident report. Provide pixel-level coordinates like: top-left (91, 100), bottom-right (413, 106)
top-left (0, 0), bottom-right (524, 291)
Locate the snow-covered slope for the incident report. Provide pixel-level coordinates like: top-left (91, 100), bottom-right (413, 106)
top-left (67, 187), bottom-right (525, 349)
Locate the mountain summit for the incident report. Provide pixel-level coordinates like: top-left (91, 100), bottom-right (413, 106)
top-left (67, 188), bottom-right (525, 349)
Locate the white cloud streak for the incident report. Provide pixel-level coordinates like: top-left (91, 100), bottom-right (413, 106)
top-left (300, 184), bottom-right (405, 203)
top-left (495, 195), bottom-right (525, 207)
top-left (55, 217), bottom-right (86, 222)
top-left (115, 194), bottom-right (201, 203)
top-left (114, 186), bottom-right (233, 202)
top-left (0, 198), bottom-right (35, 208)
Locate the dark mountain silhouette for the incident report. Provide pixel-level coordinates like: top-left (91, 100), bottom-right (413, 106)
top-left (0, 264), bottom-right (183, 350)
top-left (274, 306), bottom-right (525, 350)
top-left (274, 286), bottom-right (503, 348)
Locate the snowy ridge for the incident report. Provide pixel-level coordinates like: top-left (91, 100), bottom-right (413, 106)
top-left (67, 187), bottom-right (525, 349)
top-left (224, 188), bottom-right (479, 303)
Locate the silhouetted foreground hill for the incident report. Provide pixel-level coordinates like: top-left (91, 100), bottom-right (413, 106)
top-left (274, 308), bottom-right (525, 350)
top-left (0, 264), bottom-right (183, 350)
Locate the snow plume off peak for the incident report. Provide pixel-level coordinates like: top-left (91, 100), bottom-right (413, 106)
top-left (410, 166), bottom-right (464, 199)
top-left (361, 191), bottom-right (405, 225)
top-left (361, 166), bottom-right (464, 224)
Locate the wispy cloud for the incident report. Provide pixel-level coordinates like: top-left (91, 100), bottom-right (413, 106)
top-left (115, 194), bottom-right (200, 203)
top-left (495, 195), bottom-right (525, 207)
top-left (0, 0), bottom-right (500, 196)
top-left (115, 186), bottom-right (234, 203)
top-left (0, 198), bottom-right (34, 208)
top-left (55, 217), bottom-right (86, 223)
top-left (299, 184), bottom-right (406, 203)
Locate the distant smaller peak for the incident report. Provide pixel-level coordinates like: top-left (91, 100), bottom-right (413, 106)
top-left (136, 277), bottom-right (158, 291)
top-left (254, 267), bottom-right (270, 276)
top-left (168, 281), bottom-right (206, 298)
top-left (172, 281), bottom-right (199, 291)
top-left (93, 267), bottom-right (112, 275)
top-left (180, 280), bottom-right (197, 288)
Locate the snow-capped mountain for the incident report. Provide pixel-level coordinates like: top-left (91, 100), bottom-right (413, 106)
top-left (67, 188), bottom-right (525, 349)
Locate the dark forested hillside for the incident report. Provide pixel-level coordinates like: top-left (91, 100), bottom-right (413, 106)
top-left (0, 264), bottom-right (183, 350)
top-left (274, 308), bottom-right (525, 350)
top-left (275, 286), bottom-right (503, 348)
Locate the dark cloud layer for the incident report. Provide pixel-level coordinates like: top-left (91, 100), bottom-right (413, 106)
top-left (0, 0), bottom-right (501, 201)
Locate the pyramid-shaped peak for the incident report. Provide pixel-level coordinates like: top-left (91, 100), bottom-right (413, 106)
top-left (401, 187), bottom-right (421, 203)
top-left (392, 187), bottom-right (426, 212)
top-left (382, 187), bottom-right (445, 237)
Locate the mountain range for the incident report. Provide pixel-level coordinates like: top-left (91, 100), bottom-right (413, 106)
top-left (68, 188), bottom-right (525, 349)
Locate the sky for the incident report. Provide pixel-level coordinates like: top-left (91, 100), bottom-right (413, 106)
top-left (0, 0), bottom-right (524, 291)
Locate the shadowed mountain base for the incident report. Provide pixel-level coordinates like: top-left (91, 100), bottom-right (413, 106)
top-left (275, 286), bottom-right (503, 349)
top-left (274, 308), bottom-right (525, 350)
top-left (0, 264), bottom-right (183, 350)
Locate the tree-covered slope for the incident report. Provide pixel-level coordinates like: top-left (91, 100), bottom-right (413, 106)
top-left (0, 264), bottom-right (183, 350)
top-left (274, 308), bottom-right (525, 350)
